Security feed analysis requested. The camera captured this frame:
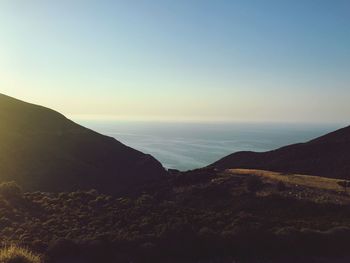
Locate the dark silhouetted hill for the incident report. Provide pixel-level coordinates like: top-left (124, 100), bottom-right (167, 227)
top-left (0, 94), bottom-right (165, 193)
top-left (210, 125), bottom-right (350, 179)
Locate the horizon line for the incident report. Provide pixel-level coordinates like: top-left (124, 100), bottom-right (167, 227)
top-left (68, 114), bottom-right (348, 126)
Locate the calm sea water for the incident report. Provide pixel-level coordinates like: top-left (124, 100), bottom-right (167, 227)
top-left (73, 120), bottom-right (342, 171)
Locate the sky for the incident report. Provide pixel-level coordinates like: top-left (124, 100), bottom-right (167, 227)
top-left (0, 0), bottom-right (349, 123)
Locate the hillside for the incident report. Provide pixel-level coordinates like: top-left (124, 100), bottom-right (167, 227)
top-left (0, 94), bottom-right (165, 193)
top-left (210, 125), bottom-right (350, 179)
top-left (2, 169), bottom-right (350, 262)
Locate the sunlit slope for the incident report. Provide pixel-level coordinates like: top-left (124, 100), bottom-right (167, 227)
top-left (0, 94), bottom-right (165, 193)
top-left (211, 125), bottom-right (350, 179)
top-left (228, 169), bottom-right (347, 192)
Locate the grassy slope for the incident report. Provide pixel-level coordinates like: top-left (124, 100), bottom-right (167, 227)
top-left (228, 169), bottom-right (349, 192)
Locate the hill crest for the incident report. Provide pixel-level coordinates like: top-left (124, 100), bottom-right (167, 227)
top-left (0, 93), bottom-right (166, 194)
top-left (211, 125), bottom-right (350, 179)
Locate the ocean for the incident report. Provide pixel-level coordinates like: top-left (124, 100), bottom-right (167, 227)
top-left (73, 120), bottom-right (341, 171)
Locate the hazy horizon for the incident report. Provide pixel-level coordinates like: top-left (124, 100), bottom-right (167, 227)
top-left (1, 0), bottom-right (349, 123)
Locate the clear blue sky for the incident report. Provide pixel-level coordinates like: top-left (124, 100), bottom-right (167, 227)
top-left (0, 0), bottom-right (349, 123)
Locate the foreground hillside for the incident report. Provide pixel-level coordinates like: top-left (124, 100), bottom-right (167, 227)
top-left (2, 169), bottom-right (350, 262)
top-left (0, 94), bottom-right (165, 194)
top-left (211, 125), bottom-right (350, 179)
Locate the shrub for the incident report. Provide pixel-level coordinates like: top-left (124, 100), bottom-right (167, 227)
top-left (136, 194), bottom-right (154, 206)
top-left (46, 238), bottom-right (79, 261)
top-left (0, 245), bottom-right (41, 263)
top-left (246, 176), bottom-right (263, 193)
top-left (276, 181), bottom-right (286, 191)
top-left (0, 182), bottom-right (23, 199)
top-left (337, 181), bottom-right (349, 192)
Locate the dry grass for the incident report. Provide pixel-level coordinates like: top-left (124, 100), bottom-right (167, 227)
top-left (227, 169), bottom-right (349, 192)
top-left (0, 245), bottom-right (41, 263)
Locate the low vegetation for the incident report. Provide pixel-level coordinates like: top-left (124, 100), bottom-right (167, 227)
top-left (245, 176), bottom-right (263, 193)
top-left (1, 169), bottom-right (350, 262)
top-left (0, 246), bottom-right (41, 263)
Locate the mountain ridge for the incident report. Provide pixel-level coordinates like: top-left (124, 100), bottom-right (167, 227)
top-left (210, 125), bottom-right (350, 179)
top-left (0, 93), bottom-right (166, 194)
